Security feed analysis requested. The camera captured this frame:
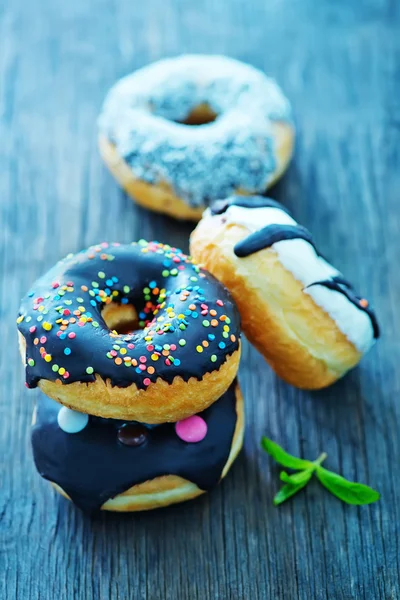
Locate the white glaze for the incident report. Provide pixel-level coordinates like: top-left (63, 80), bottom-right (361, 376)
top-left (212, 204), bottom-right (375, 353)
top-left (57, 406), bottom-right (89, 434)
top-left (98, 55), bottom-right (292, 207)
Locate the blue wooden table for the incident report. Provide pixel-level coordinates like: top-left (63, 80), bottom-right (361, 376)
top-left (1, 1), bottom-right (399, 598)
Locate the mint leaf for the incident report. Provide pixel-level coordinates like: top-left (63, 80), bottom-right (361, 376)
top-left (261, 437), bottom-right (312, 470)
top-left (280, 469), bottom-right (314, 485)
top-left (274, 471), bottom-right (313, 505)
top-left (262, 437), bottom-right (380, 507)
top-left (316, 466), bottom-right (380, 505)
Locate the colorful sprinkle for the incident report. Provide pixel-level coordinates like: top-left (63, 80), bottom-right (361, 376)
top-left (17, 240), bottom-right (240, 391)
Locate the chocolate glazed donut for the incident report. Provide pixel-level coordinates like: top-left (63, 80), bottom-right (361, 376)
top-left (17, 241), bottom-right (241, 422)
top-left (32, 380), bottom-right (242, 512)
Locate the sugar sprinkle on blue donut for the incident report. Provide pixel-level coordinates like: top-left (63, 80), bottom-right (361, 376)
top-left (98, 55), bottom-right (293, 207)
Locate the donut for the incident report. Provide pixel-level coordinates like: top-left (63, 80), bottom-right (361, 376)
top-left (98, 55), bottom-right (294, 221)
top-left (190, 196), bottom-right (379, 389)
top-left (31, 380), bottom-right (244, 512)
top-left (17, 241), bottom-right (241, 423)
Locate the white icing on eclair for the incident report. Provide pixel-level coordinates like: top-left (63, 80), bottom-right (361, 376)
top-left (209, 204), bottom-right (375, 354)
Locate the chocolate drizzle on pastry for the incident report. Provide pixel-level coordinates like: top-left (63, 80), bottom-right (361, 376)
top-left (211, 195), bottom-right (379, 340)
top-left (211, 196), bottom-right (292, 216)
top-left (306, 279), bottom-right (380, 339)
top-left (17, 241), bottom-right (241, 390)
top-left (330, 274), bottom-right (353, 288)
top-left (234, 224), bottom-right (316, 258)
top-left (31, 381), bottom-right (239, 512)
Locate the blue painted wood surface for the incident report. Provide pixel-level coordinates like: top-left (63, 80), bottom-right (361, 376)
top-left (1, 1), bottom-right (399, 598)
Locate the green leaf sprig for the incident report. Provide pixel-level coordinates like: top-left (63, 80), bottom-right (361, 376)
top-left (261, 437), bottom-right (380, 506)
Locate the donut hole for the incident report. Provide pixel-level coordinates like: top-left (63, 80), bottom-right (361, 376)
top-left (101, 303), bottom-right (140, 334)
top-left (180, 103), bottom-right (218, 126)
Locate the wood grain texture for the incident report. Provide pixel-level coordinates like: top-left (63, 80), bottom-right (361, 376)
top-left (1, 0), bottom-right (399, 598)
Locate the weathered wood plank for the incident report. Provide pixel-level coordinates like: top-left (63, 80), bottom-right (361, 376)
top-left (1, 0), bottom-right (399, 598)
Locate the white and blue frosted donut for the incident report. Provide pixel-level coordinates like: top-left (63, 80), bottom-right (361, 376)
top-left (98, 55), bottom-right (294, 220)
top-left (190, 196), bottom-right (379, 389)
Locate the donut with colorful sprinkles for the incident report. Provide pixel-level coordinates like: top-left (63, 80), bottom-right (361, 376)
top-left (190, 196), bottom-right (380, 389)
top-left (17, 241), bottom-right (241, 423)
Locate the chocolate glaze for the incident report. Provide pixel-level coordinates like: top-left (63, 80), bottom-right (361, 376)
top-left (31, 381), bottom-right (239, 512)
top-left (331, 274), bottom-right (353, 288)
top-left (210, 196), bottom-right (292, 216)
top-left (212, 195), bottom-right (379, 340)
top-left (306, 279), bottom-right (380, 339)
top-left (234, 224), bottom-right (316, 258)
top-left (17, 242), bottom-right (241, 389)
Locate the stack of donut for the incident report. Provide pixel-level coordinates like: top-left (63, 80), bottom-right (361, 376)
top-left (18, 54), bottom-right (380, 512)
top-left (17, 242), bottom-right (243, 511)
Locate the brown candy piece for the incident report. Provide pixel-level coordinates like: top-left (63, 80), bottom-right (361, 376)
top-left (117, 423), bottom-right (148, 447)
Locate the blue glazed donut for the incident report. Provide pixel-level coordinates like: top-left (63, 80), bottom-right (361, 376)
top-left (98, 55), bottom-right (294, 220)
